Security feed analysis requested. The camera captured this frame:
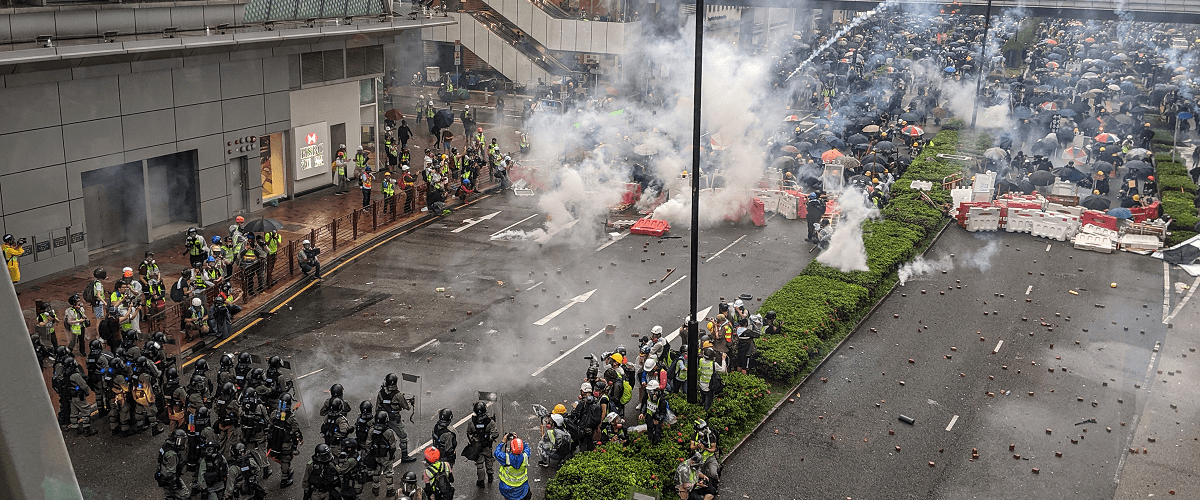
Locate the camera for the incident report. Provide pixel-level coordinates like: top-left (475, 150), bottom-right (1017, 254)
top-left (17, 237), bottom-right (27, 245)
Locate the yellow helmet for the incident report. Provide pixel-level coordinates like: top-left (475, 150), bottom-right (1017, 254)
top-left (552, 404), bottom-right (567, 414)
top-left (610, 353), bottom-right (624, 364)
top-left (701, 340), bottom-right (714, 349)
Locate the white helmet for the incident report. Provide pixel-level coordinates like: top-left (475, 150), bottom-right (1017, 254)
top-left (734, 299), bottom-right (744, 307)
top-left (605, 412), bottom-right (620, 423)
top-left (650, 325), bottom-right (663, 336)
top-left (191, 298), bottom-right (202, 307)
top-left (464, 104), bottom-right (470, 109)
top-left (550, 414), bottom-right (564, 426)
top-left (302, 240), bottom-right (311, 245)
top-left (646, 380), bottom-right (660, 391)
top-left (580, 382), bottom-right (592, 392)
top-left (428, 100), bottom-right (434, 106)
top-left (643, 358), bottom-right (657, 371)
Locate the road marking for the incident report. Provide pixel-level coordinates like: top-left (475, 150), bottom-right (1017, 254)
top-left (532, 327), bottom-right (606, 377)
top-left (595, 231), bottom-right (629, 252)
top-left (490, 213), bottom-right (538, 237)
top-left (1163, 274), bottom-right (1200, 324)
top-left (451, 210), bottom-right (501, 233)
top-left (526, 281), bottom-right (544, 291)
top-left (664, 306), bottom-right (713, 344)
top-left (533, 289), bottom-right (597, 326)
top-left (993, 340), bottom-right (1004, 354)
top-left (1045, 244), bottom-right (1052, 252)
top-left (1115, 341), bottom-right (1161, 484)
top-left (181, 195), bottom-right (489, 368)
top-left (534, 219), bottom-right (579, 244)
top-left (705, 235), bottom-right (747, 263)
top-left (945, 415), bottom-right (959, 431)
top-left (1025, 285), bottom-right (1033, 295)
top-left (411, 338), bottom-right (439, 353)
top-left (296, 368), bottom-right (324, 380)
top-left (632, 275), bottom-right (687, 311)
top-left (397, 409), bottom-right (480, 464)
top-left (1163, 262), bottom-right (1172, 323)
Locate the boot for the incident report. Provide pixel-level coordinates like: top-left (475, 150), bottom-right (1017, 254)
top-left (386, 488), bottom-right (396, 497)
top-left (261, 465), bottom-right (272, 480)
top-left (399, 442), bottom-right (416, 463)
top-left (279, 471), bottom-right (294, 488)
top-left (86, 426), bottom-right (98, 436)
top-left (488, 472), bottom-right (494, 483)
top-left (152, 424), bottom-right (164, 436)
top-left (373, 486), bottom-right (380, 497)
top-left (476, 479), bottom-right (485, 488)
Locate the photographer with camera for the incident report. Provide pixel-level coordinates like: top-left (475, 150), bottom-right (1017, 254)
top-left (298, 240), bottom-right (322, 280)
top-left (3, 233), bottom-right (27, 288)
top-left (494, 433), bottom-right (530, 500)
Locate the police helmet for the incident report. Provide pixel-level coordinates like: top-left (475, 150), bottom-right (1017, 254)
top-left (93, 268), bottom-right (107, 280)
top-left (329, 398), bottom-right (346, 415)
top-left (89, 339), bottom-right (105, 353)
top-left (191, 374), bottom-right (206, 388)
top-left (232, 442), bottom-right (246, 458)
top-left (205, 441), bottom-right (220, 457)
top-left (375, 411), bottom-right (390, 425)
top-left (314, 444), bottom-right (333, 463)
top-left (268, 356), bottom-right (283, 369)
top-left (438, 408), bottom-right (453, 422)
top-left (136, 356), bottom-right (150, 369)
top-left (384, 372), bottom-right (398, 388)
top-left (473, 401), bottom-right (487, 416)
top-left (151, 331), bottom-right (168, 345)
top-left (237, 352), bottom-right (252, 365)
top-left (250, 368), bottom-right (265, 382)
top-left (360, 400), bottom-right (374, 415)
top-left (403, 471), bottom-right (418, 484)
top-left (69, 294), bottom-right (81, 306)
top-left (196, 406), bottom-right (211, 425)
top-left (330, 383), bottom-right (344, 399)
top-left (171, 429), bottom-right (187, 449)
top-left (194, 358), bottom-right (209, 373)
top-left (220, 382), bottom-right (236, 396)
top-left (220, 353), bottom-right (234, 369)
top-left (342, 437), bottom-right (359, 451)
top-left (165, 367), bottom-right (180, 385)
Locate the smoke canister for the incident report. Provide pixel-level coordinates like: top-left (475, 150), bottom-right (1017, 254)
top-left (898, 415), bottom-right (916, 425)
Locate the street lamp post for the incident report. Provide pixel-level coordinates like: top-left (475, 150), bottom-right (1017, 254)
top-left (970, 0), bottom-right (993, 129)
top-left (687, 0), bottom-right (704, 405)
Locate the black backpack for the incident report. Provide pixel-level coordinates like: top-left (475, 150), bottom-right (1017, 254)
top-left (169, 279), bottom-right (185, 303)
top-left (428, 464), bottom-right (455, 500)
top-left (82, 280), bottom-right (98, 306)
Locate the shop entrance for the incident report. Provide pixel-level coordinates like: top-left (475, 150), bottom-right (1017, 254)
top-left (81, 161), bottom-right (146, 250)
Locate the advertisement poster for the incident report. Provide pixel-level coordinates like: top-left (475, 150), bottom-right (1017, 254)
top-left (293, 122), bottom-right (329, 180)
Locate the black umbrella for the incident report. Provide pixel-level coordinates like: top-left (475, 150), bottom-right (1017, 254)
top-left (433, 109), bottom-right (455, 129)
top-left (861, 153), bottom-right (888, 165)
top-left (900, 112), bottom-right (920, 122)
top-left (1052, 165), bottom-right (1085, 183)
top-left (242, 217), bottom-right (284, 234)
top-left (847, 133), bottom-right (869, 145)
top-left (849, 174), bottom-right (872, 186)
top-left (1031, 139), bottom-right (1057, 156)
top-left (1125, 160), bottom-right (1154, 179)
top-left (873, 141), bottom-right (896, 152)
top-left (1080, 195), bottom-right (1111, 211)
top-left (1090, 160), bottom-right (1114, 173)
top-left (1014, 106), bottom-right (1033, 118)
top-left (1016, 179), bottom-right (1036, 194)
top-left (827, 138), bottom-right (848, 150)
top-left (997, 179), bottom-right (1019, 194)
top-left (1029, 170), bottom-right (1056, 186)
top-left (863, 162), bottom-right (888, 174)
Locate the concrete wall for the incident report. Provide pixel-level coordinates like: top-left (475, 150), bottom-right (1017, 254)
top-left (288, 81), bottom-right (362, 193)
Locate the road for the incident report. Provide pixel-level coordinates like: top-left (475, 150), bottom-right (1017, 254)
top-left (68, 191), bottom-right (815, 499)
top-left (721, 227), bottom-right (1200, 499)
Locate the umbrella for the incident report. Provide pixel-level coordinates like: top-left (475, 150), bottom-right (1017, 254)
top-left (1016, 179), bottom-right (1036, 194)
top-left (1046, 61), bottom-right (1060, 69)
top-left (997, 179), bottom-right (1019, 194)
top-left (873, 141), bottom-right (896, 152)
top-left (833, 156), bottom-right (861, 170)
top-left (1126, 148), bottom-right (1151, 158)
top-left (784, 114), bottom-right (802, 122)
top-left (984, 147), bottom-right (1008, 161)
top-left (863, 162), bottom-right (888, 174)
top-left (899, 112), bottom-right (920, 122)
top-left (242, 217), bottom-right (284, 234)
top-left (1125, 160), bottom-right (1153, 179)
top-left (1058, 108), bottom-right (1077, 118)
top-left (781, 144), bottom-right (800, 153)
top-left (827, 138), bottom-right (848, 150)
top-left (1107, 84), bottom-right (1121, 92)
top-left (1107, 207), bottom-right (1133, 219)
top-left (900, 125), bottom-right (924, 137)
top-left (633, 144), bottom-right (658, 155)
top-left (1094, 133), bottom-right (1120, 144)
top-left (1080, 195), bottom-right (1111, 211)
top-left (944, 66), bottom-right (957, 73)
top-left (1091, 161), bottom-right (1114, 174)
top-left (862, 124), bottom-right (881, 133)
top-left (1032, 139), bottom-right (1057, 156)
top-left (821, 149), bottom-right (844, 162)
top-left (384, 109), bottom-right (404, 121)
top-left (1039, 101), bottom-right (1059, 111)
top-left (1053, 165), bottom-right (1086, 183)
top-left (433, 109), bottom-right (455, 129)
top-left (847, 133), bottom-right (869, 145)
top-left (1029, 170), bottom-right (1056, 186)
top-left (1061, 146), bottom-right (1089, 161)
top-left (1014, 106), bottom-right (1033, 118)
top-left (1046, 39), bottom-right (1058, 45)
top-left (849, 175), bottom-right (872, 186)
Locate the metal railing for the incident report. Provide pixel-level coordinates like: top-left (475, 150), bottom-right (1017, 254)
top-left (143, 163), bottom-right (499, 343)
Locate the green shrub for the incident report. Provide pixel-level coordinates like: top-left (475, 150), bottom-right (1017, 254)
top-left (752, 332), bottom-right (814, 380)
top-left (545, 445), bottom-right (658, 500)
top-left (941, 118), bottom-right (966, 130)
top-left (1162, 191), bottom-right (1199, 230)
top-left (1167, 230), bottom-right (1197, 247)
top-left (1157, 161), bottom-right (1188, 177)
top-left (1158, 174), bottom-right (1198, 194)
top-left (620, 434), bottom-right (690, 494)
top-left (667, 372), bottom-right (773, 450)
top-left (759, 275), bottom-right (870, 340)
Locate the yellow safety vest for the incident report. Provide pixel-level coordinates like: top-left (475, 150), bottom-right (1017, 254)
top-left (497, 448), bottom-right (528, 487)
top-left (265, 232), bottom-right (281, 255)
top-left (382, 179), bottom-right (396, 196)
top-left (698, 359), bottom-right (714, 384)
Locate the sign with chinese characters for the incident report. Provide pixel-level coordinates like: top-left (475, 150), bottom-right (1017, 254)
top-left (293, 122), bottom-right (328, 180)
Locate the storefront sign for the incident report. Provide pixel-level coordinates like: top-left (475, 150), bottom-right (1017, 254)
top-left (293, 122), bottom-right (329, 180)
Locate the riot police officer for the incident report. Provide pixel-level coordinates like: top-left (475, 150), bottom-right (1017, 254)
top-left (321, 383), bottom-right (352, 416)
top-left (375, 373), bottom-right (416, 463)
top-left (267, 393), bottom-right (302, 488)
top-left (365, 411), bottom-right (399, 497)
top-left (302, 444), bottom-right (341, 500)
top-left (157, 429), bottom-right (190, 499)
top-left (195, 441), bottom-right (232, 500)
top-left (354, 400), bottom-right (375, 446)
top-left (432, 408), bottom-right (458, 466)
top-left (228, 442), bottom-right (266, 500)
top-left (239, 388), bottom-right (272, 481)
top-left (467, 401), bottom-right (498, 488)
top-left (322, 397), bottom-right (351, 446)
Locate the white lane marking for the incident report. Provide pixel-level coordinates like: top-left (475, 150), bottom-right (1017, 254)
top-left (398, 407), bottom-right (483, 464)
top-left (1025, 285), bottom-right (1033, 295)
top-left (1114, 341), bottom-right (1161, 484)
top-left (945, 415), bottom-right (959, 432)
top-left (534, 219), bottom-right (579, 244)
top-left (1164, 274), bottom-right (1200, 324)
top-left (595, 231), bottom-right (629, 252)
top-left (532, 327), bottom-right (605, 377)
top-left (296, 368), bottom-right (324, 380)
top-left (1045, 244), bottom-right (1052, 252)
top-left (664, 306), bottom-right (714, 344)
top-left (490, 213), bottom-right (539, 237)
top-left (526, 281), bottom-right (544, 291)
top-left (1163, 262), bottom-right (1172, 323)
top-left (632, 275), bottom-right (688, 311)
top-left (993, 340), bottom-right (1004, 354)
top-left (705, 235), bottom-right (747, 263)
top-left (411, 338), bottom-right (439, 353)
top-left (533, 289), bottom-right (597, 326)
top-left (451, 210), bottom-right (501, 233)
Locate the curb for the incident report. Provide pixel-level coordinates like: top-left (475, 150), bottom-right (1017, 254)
top-left (178, 189), bottom-right (501, 360)
top-left (722, 218), bottom-right (953, 464)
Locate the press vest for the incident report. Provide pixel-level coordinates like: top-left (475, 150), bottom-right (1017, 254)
top-left (497, 448), bottom-right (528, 487)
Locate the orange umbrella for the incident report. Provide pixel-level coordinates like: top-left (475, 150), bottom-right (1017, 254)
top-left (822, 149), bottom-right (844, 162)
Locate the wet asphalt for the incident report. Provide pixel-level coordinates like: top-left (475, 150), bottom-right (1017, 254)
top-left (720, 227), bottom-right (1199, 500)
top-left (67, 192), bottom-right (816, 499)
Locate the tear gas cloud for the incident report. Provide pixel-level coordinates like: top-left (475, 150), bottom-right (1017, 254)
top-left (816, 187), bottom-right (876, 272)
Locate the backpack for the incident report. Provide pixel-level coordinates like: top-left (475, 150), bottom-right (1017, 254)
top-left (83, 280), bottom-right (98, 306)
top-left (436, 429), bottom-right (457, 457)
top-left (169, 279), bottom-right (185, 303)
top-left (155, 448), bottom-right (175, 487)
top-left (430, 465), bottom-right (455, 500)
top-left (619, 378), bottom-right (633, 406)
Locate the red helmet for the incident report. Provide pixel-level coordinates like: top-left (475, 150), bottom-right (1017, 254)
top-left (424, 447), bottom-right (440, 462)
top-left (477, 127), bottom-right (483, 133)
top-left (510, 438), bottom-right (524, 455)
top-left (235, 216), bottom-right (245, 223)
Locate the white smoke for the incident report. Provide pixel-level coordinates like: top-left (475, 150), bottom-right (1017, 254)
top-left (897, 254), bottom-right (954, 285)
top-left (816, 188), bottom-right (878, 272)
top-left (490, 229), bottom-right (545, 241)
top-left (961, 237), bottom-right (1002, 273)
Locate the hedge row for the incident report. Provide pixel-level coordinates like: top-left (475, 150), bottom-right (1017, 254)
top-left (1156, 160), bottom-right (1200, 246)
top-left (545, 130), bottom-right (961, 500)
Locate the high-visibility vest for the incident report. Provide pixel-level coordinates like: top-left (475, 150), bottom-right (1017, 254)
top-left (426, 461), bottom-right (450, 491)
top-left (186, 236), bottom-right (205, 256)
top-left (463, 109), bottom-right (472, 121)
top-left (698, 359), bottom-right (714, 385)
top-left (382, 179), bottom-right (396, 196)
top-left (426, 107), bottom-right (436, 119)
top-left (474, 133), bottom-right (485, 145)
top-left (496, 447), bottom-right (528, 487)
top-left (355, 153), bottom-right (368, 170)
top-left (402, 173), bottom-right (416, 188)
top-left (68, 307), bottom-right (84, 334)
top-left (265, 232), bottom-right (281, 255)
top-left (721, 323), bottom-right (733, 342)
top-left (361, 174), bottom-right (373, 189)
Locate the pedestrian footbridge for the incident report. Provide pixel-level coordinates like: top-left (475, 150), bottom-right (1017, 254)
top-left (696, 0), bottom-right (1200, 24)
